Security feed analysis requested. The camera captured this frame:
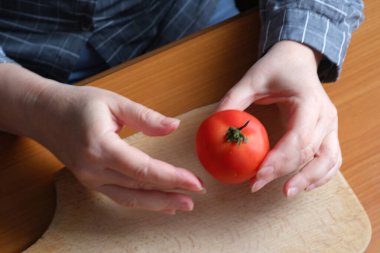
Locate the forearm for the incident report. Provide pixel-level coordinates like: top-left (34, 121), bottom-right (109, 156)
top-left (0, 63), bottom-right (59, 137)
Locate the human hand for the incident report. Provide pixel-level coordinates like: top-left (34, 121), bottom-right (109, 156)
top-left (29, 84), bottom-right (205, 214)
top-left (217, 41), bottom-right (342, 197)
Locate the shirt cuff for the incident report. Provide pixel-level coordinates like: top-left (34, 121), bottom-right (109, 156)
top-left (0, 47), bottom-right (17, 64)
top-left (259, 8), bottom-right (349, 83)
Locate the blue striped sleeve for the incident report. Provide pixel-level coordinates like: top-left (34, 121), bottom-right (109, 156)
top-left (259, 0), bottom-right (364, 82)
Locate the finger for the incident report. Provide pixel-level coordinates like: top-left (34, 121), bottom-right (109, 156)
top-left (113, 96), bottom-right (180, 136)
top-left (250, 102), bottom-right (319, 192)
top-left (96, 168), bottom-right (204, 192)
top-left (283, 130), bottom-right (341, 197)
top-left (304, 150), bottom-right (342, 192)
top-left (98, 184), bottom-right (194, 212)
top-left (103, 134), bottom-right (205, 193)
top-left (83, 167), bottom-right (156, 190)
top-left (298, 114), bottom-right (336, 168)
top-left (216, 74), bottom-right (256, 111)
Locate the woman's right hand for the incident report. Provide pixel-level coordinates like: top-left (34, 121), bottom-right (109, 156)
top-left (20, 77), bottom-right (205, 214)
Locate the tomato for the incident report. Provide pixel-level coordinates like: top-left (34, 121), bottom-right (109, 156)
top-left (196, 110), bottom-right (269, 184)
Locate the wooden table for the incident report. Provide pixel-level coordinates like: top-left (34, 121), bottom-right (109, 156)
top-left (1, 3), bottom-right (379, 253)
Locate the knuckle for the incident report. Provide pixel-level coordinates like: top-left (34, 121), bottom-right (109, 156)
top-left (270, 150), bottom-right (289, 178)
top-left (137, 106), bottom-right (156, 124)
top-left (119, 195), bottom-right (139, 209)
top-left (291, 132), bottom-right (314, 167)
top-left (302, 171), bottom-right (316, 185)
top-left (129, 179), bottom-right (150, 190)
top-left (302, 165), bottom-right (326, 185)
top-left (133, 156), bottom-right (151, 182)
top-left (293, 132), bottom-right (309, 150)
top-left (300, 146), bottom-right (315, 167)
top-left (159, 195), bottom-right (173, 210)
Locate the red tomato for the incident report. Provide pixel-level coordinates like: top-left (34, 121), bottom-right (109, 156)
top-left (196, 110), bottom-right (269, 184)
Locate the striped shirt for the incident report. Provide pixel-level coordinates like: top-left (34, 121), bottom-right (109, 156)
top-left (259, 0), bottom-right (364, 82)
top-left (0, 0), bottom-right (364, 83)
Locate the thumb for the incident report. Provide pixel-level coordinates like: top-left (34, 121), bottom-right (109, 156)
top-left (217, 74), bottom-right (257, 112)
top-left (114, 97), bottom-right (180, 136)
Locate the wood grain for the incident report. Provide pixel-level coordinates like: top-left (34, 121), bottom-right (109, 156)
top-left (24, 105), bottom-right (371, 253)
top-left (324, 2), bottom-right (380, 252)
top-left (0, 1), bottom-right (380, 252)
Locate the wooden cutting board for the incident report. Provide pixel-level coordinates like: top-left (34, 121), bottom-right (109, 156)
top-left (23, 104), bottom-right (371, 253)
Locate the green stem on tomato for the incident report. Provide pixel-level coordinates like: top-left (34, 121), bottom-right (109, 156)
top-left (225, 120), bottom-right (250, 146)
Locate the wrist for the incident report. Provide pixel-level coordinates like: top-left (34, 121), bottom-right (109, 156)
top-left (266, 41), bottom-right (322, 73)
top-left (0, 64), bottom-right (63, 138)
top-left (24, 79), bottom-right (66, 145)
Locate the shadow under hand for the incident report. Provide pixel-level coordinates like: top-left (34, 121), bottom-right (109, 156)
top-left (246, 104), bottom-right (285, 149)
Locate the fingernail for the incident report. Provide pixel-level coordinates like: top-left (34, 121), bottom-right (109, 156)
top-left (161, 117), bottom-right (180, 127)
top-left (200, 188), bottom-right (207, 194)
top-left (196, 176), bottom-right (205, 187)
top-left (161, 209), bottom-right (176, 215)
top-left (195, 176), bottom-right (207, 194)
top-left (287, 187), bottom-right (299, 198)
top-left (251, 179), bottom-right (267, 193)
top-left (179, 200), bottom-right (194, 211)
top-left (305, 184), bottom-right (316, 191)
top-left (257, 166), bottom-right (274, 179)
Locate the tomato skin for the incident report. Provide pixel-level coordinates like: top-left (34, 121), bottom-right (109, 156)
top-left (196, 110), bottom-right (269, 184)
